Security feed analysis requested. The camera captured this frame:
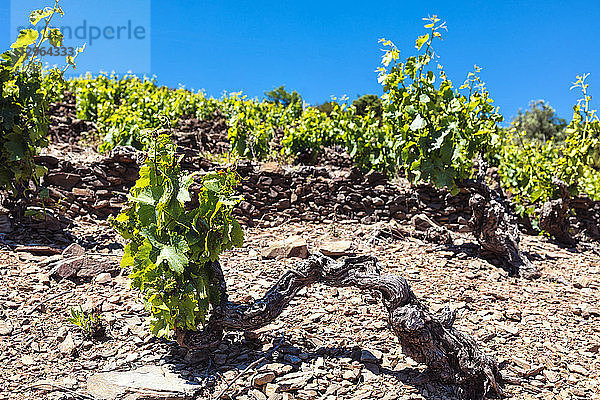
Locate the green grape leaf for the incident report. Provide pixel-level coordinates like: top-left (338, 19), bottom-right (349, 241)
top-left (66, 55), bottom-right (76, 69)
top-left (415, 34), bottom-right (429, 50)
top-left (204, 230), bottom-right (222, 261)
top-left (432, 129), bottom-right (451, 151)
top-left (34, 165), bottom-right (48, 179)
top-left (132, 240), bottom-right (153, 269)
top-left (156, 237), bottom-right (189, 274)
top-left (48, 29), bottom-right (64, 47)
top-left (176, 172), bottom-right (197, 203)
top-left (136, 165), bottom-right (153, 188)
top-left (137, 204), bottom-right (156, 225)
top-left (149, 316), bottom-right (169, 337)
top-left (130, 191), bottom-right (157, 206)
top-left (140, 225), bottom-right (163, 249)
top-left (203, 177), bottom-right (221, 193)
top-left (121, 243), bottom-right (135, 268)
top-left (29, 9), bottom-right (52, 25)
top-left (11, 29), bottom-right (39, 49)
top-left (4, 137), bottom-right (25, 161)
top-left (230, 219), bottom-right (244, 247)
top-left (409, 114), bottom-right (427, 131)
top-left (178, 294), bottom-right (199, 329)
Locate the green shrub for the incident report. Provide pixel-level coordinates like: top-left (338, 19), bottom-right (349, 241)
top-left (0, 1), bottom-right (79, 194)
top-left (352, 94), bottom-right (382, 117)
top-left (224, 93), bottom-right (277, 160)
top-left (61, 73), bottom-right (220, 153)
top-left (378, 16), bottom-right (503, 192)
top-left (264, 85), bottom-right (302, 110)
top-left (112, 134), bottom-right (244, 337)
top-left (497, 74), bottom-right (600, 223)
top-left (313, 101), bottom-right (338, 116)
top-left (68, 306), bottom-right (104, 337)
top-left (511, 100), bottom-right (567, 143)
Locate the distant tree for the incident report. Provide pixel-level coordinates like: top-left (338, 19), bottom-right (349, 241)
top-left (264, 85), bottom-right (302, 108)
top-left (512, 100), bottom-right (567, 143)
top-left (352, 94), bottom-right (383, 117)
top-left (314, 101), bottom-right (337, 116)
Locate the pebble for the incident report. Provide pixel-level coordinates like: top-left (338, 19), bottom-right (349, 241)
top-left (498, 323), bottom-right (520, 336)
top-left (62, 243), bottom-right (85, 257)
top-left (343, 369), bottom-right (358, 381)
top-left (276, 372), bottom-right (312, 392)
top-left (56, 326), bottom-right (69, 341)
top-left (504, 308), bottom-right (522, 322)
top-left (249, 389), bottom-right (267, 400)
top-left (253, 371), bottom-right (276, 386)
top-left (568, 364), bottom-right (588, 376)
top-left (95, 272), bottom-right (112, 284)
top-left (262, 236), bottom-right (308, 259)
top-left (265, 383), bottom-right (279, 397)
top-left (574, 276), bottom-right (592, 288)
top-left (0, 320), bottom-right (13, 336)
top-left (21, 355), bottom-right (35, 366)
top-left (319, 240), bottom-right (353, 257)
top-left (213, 353), bottom-right (227, 365)
top-left (61, 376), bottom-right (78, 388)
top-left (361, 363), bottom-right (380, 380)
top-left (283, 354), bottom-right (302, 364)
top-left (58, 333), bottom-right (76, 355)
top-left (297, 389), bottom-right (318, 400)
top-left (360, 349), bottom-right (383, 363)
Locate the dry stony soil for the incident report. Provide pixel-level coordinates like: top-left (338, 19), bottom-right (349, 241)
top-left (1, 111), bottom-right (600, 400)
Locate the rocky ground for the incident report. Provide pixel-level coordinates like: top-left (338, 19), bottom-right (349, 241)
top-left (1, 216), bottom-right (599, 400)
top-left (1, 98), bottom-right (600, 399)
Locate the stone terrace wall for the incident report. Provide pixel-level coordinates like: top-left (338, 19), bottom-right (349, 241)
top-left (229, 162), bottom-right (473, 229)
top-left (35, 148), bottom-right (139, 220)
top-left (34, 147), bottom-right (473, 230)
top-left (34, 147), bottom-right (600, 240)
top-left (571, 197), bottom-right (600, 239)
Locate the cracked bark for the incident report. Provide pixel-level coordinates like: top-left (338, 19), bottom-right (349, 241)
top-left (539, 178), bottom-right (574, 245)
top-left (462, 161), bottom-right (540, 279)
top-left (177, 255), bottom-right (505, 400)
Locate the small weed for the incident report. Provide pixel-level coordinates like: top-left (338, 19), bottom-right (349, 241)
top-left (67, 306), bottom-right (105, 338)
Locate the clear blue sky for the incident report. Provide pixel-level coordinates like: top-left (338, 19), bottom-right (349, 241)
top-left (2, 0), bottom-right (600, 122)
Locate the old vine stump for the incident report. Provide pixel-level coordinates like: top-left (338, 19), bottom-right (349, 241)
top-left (468, 193), bottom-right (540, 279)
top-left (540, 178), bottom-right (575, 245)
top-left (463, 160), bottom-right (540, 279)
top-left (177, 255), bottom-right (505, 399)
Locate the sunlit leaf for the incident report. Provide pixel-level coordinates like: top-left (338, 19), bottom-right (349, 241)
top-left (230, 219), bottom-right (244, 247)
top-left (29, 9), bottom-right (52, 25)
top-left (11, 29), bottom-right (38, 49)
top-left (415, 34), bottom-right (429, 50)
top-left (156, 237), bottom-right (189, 274)
top-left (48, 28), bottom-right (64, 47)
top-left (409, 114), bottom-right (427, 131)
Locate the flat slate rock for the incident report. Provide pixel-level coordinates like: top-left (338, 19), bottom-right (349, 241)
top-left (319, 240), bottom-right (353, 257)
top-left (51, 254), bottom-right (119, 280)
top-left (262, 236), bottom-right (308, 259)
top-left (15, 245), bottom-right (62, 256)
top-left (87, 365), bottom-right (201, 400)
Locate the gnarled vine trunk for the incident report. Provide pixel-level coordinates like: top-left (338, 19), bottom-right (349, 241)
top-left (462, 161), bottom-right (540, 279)
top-left (539, 178), bottom-right (574, 245)
top-left (177, 255), bottom-right (505, 400)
